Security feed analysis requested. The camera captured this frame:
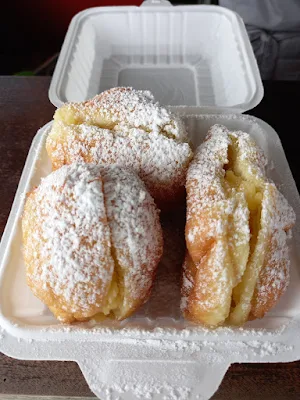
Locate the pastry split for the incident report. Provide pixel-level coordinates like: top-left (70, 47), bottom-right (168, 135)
top-left (22, 163), bottom-right (163, 323)
top-left (182, 125), bottom-right (295, 327)
top-left (46, 87), bottom-right (193, 209)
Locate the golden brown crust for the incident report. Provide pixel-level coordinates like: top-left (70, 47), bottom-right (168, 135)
top-left (23, 173), bottom-right (113, 324)
top-left (47, 87), bottom-right (193, 209)
top-left (101, 166), bottom-right (163, 320)
top-left (46, 121), bottom-right (192, 210)
top-left (182, 246), bottom-right (233, 326)
top-left (54, 87), bottom-right (187, 141)
top-left (22, 163), bottom-right (163, 323)
top-left (250, 188), bottom-right (295, 319)
top-left (182, 124), bottom-right (295, 326)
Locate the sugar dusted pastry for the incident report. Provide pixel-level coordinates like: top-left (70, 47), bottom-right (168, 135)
top-left (46, 87), bottom-right (193, 209)
top-left (22, 163), bottom-right (163, 323)
top-left (181, 125), bottom-right (295, 327)
top-left (53, 86), bottom-right (187, 141)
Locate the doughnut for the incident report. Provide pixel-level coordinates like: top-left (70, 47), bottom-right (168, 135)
top-left (181, 124), bottom-right (295, 326)
top-left (22, 163), bottom-right (163, 323)
top-left (46, 87), bottom-right (193, 209)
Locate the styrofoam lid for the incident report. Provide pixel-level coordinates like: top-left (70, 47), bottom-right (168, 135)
top-left (49, 1), bottom-right (264, 113)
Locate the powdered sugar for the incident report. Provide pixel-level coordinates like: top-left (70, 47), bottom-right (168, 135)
top-left (1, 114), bottom-right (300, 400)
top-left (253, 186), bottom-right (296, 315)
top-left (80, 336), bottom-right (293, 400)
top-left (23, 163), bottom-right (114, 320)
top-left (22, 163), bottom-right (162, 322)
top-left (87, 360), bottom-right (194, 400)
top-left (47, 121), bottom-right (193, 205)
top-left (101, 166), bottom-right (163, 313)
top-left (70, 87), bottom-right (187, 141)
top-left (186, 124), bottom-right (265, 220)
top-left (183, 124), bottom-right (295, 325)
top-left (183, 126), bottom-right (251, 322)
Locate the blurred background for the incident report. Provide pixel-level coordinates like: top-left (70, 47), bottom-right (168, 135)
top-left (2, 0), bottom-right (300, 80)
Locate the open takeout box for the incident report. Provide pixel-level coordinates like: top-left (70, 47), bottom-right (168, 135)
top-left (1, 1), bottom-right (300, 400)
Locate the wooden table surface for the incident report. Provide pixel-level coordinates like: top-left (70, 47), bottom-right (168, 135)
top-left (0, 76), bottom-right (300, 399)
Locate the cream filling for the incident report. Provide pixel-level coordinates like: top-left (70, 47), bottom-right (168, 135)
top-left (55, 105), bottom-right (177, 140)
top-left (222, 139), bottom-right (264, 325)
top-left (93, 249), bottom-right (126, 321)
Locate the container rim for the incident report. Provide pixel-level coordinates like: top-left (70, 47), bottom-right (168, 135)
top-left (48, 4), bottom-right (264, 113)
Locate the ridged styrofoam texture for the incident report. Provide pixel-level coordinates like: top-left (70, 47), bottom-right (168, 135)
top-left (49, 0), bottom-right (263, 113)
top-left (1, 113), bottom-right (300, 400)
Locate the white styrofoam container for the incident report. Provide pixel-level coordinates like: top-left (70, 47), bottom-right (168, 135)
top-left (1, 113), bottom-right (300, 400)
top-left (49, 0), bottom-right (263, 113)
top-left (1, 1), bottom-right (298, 399)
